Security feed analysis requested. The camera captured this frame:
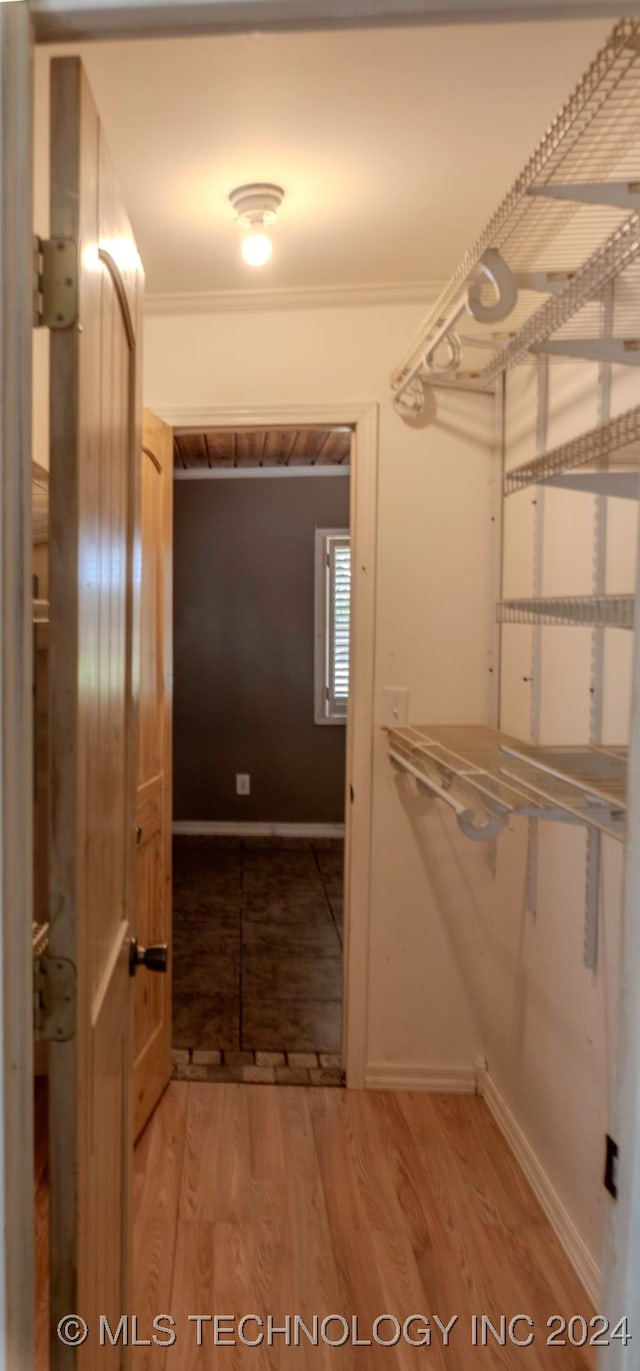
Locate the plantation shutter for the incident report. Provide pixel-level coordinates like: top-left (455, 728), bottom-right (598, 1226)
top-left (314, 528), bottom-right (351, 724)
top-left (328, 536), bottom-right (351, 717)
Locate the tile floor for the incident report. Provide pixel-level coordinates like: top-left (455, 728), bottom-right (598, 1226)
top-left (172, 836), bottom-right (343, 1081)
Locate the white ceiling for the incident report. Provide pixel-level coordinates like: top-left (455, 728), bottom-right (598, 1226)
top-left (39, 19), bottom-right (613, 298)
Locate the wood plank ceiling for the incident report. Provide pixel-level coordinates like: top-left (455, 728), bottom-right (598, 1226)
top-left (174, 426), bottom-right (352, 470)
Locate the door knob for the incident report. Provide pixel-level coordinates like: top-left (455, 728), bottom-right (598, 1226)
top-left (129, 938), bottom-right (169, 977)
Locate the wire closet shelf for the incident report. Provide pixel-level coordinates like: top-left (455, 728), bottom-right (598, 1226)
top-left (388, 726), bottom-right (626, 844)
top-left (504, 404), bottom-right (640, 499)
top-left (496, 594), bottom-right (634, 630)
top-left (390, 19), bottom-right (640, 419)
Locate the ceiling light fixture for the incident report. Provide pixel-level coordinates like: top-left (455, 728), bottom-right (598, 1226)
top-left (229, 182), bottom-right (284, 268)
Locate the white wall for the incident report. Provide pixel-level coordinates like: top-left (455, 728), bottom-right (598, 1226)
top-left (144, 301), bottom-right (638, 1300)
top-left (31, 33), bottom-right (495, 1160)
top-left (35, 32), bottom-right (626, 1304)
top-left (27, 10), bottom-right (640, 1335)
top-left (35, 63), bottom-right (625, 1291)
top-left (485, 353), bottom-right (636, 1293)
top-left (143, 303), bottom-right (497, 1080)
top-left (482, 197), bottom-right (640, 1309)
top-left (394, 350), bottom-right (636, 1299)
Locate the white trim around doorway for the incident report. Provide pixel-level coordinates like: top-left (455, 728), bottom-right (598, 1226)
top-left (32, 1), bottom-right (628, 45)
top-left (174, 465), bottom-right (350, 480)
top-left (159, 401), bottom-right (378, 1090)
top-left (173, 821), bottom-right (346, 839)
top-left (0, 5), bottom-right (34, 1363)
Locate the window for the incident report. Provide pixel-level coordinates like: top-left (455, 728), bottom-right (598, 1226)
top-left (315, 529), bottom-right (351, 724)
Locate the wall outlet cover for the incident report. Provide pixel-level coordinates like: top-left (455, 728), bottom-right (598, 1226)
top-left (381, 687), bottom-right (410, 728)
top-left (236, 773), bottom-right (251, 796)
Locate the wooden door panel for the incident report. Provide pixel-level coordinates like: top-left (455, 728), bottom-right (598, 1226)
top-left (134, 413), bottom-right (173, 1139)
top-left (98, 129), bottom-right (143, 335)
top-left (49, 56), bottom-right (143, 1369)
top-left (89, 264), bottom-right (130, 996)
top-left (134, 779), bottom-right (164, 1069)
top-left (138, 447), bottom-right (163, 783)
top-left (89, 952), bottom-right (130, 1347)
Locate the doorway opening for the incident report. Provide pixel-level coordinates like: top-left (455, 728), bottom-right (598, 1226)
top-left (171, 422), bottom-right (351, 1085)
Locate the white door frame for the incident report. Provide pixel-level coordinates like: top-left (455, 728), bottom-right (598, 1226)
top-left (0, 3), bottom-right (34, 1366)
top-left (159, 401), bottom-right (378, 1089)
top-left (600, 546), bottom-right (640, 1370)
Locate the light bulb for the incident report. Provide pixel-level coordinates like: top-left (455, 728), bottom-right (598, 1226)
top-left (241, 230), bottom-right (272, 267)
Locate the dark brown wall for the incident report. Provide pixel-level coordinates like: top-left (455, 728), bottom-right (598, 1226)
top-left (173, 475), bottom-right (349, 822)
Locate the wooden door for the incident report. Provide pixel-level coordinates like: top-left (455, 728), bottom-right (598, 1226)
top-left (134, 411), bottom-right (173, 1138)
top-left (48, 57), bottom-right (144, 1367)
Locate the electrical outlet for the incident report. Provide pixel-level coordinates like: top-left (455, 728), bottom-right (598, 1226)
top-left (236, 773), bottom-right (250, 796)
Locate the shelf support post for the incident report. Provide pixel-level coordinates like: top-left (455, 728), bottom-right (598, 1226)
top-left (584, 281), bottom-right (615, 972)
top-left (527, 355), bottom-right (548, 915)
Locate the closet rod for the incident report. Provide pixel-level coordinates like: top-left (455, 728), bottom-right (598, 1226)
top-left (389, 746), bottom-right (506, 842)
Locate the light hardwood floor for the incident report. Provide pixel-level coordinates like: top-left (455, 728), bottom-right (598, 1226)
top-left (36, 1082), bottom-right (597, 1368)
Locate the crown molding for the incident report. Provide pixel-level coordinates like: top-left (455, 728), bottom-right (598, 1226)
top-left (151, 401), bottom-right (377, 429)
top-left (33, 1), bottom-right (631, 45)
top-left (144, 280), bottom-right (443, 317)
top-left (174, 464), bottom-right (350, 480)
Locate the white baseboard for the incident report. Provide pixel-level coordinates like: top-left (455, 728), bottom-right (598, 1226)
top-left (364, 1063), bottom-right (477, 1093)
top-left (172, 820), bottom-right (345, 839)
top-left (477, 1065), bottom-right (601, 1307)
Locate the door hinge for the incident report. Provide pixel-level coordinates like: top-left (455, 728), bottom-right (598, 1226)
top-left (33, 953), bottom-right (76, 1042)
top-left (33, 237), bottom-right (78, 329)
